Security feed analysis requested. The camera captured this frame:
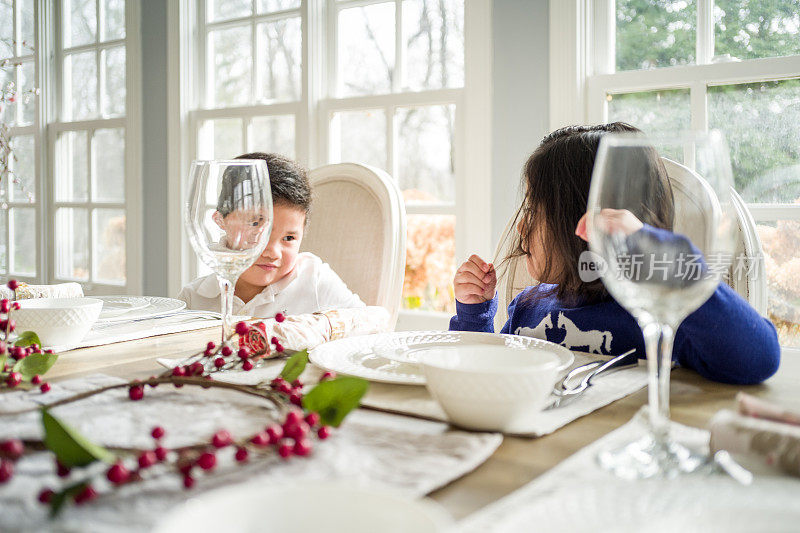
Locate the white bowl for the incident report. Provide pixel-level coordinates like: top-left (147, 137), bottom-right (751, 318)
top-left (154, 481), bottom-right (453, 533)
top-left (13, 297), bottom-right (103, 347)
top-left (419, 345), bottom-right (562, 432)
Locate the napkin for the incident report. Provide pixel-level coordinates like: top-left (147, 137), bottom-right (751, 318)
top-left (0, 282), bottom-right (84, 300)
top-left (159, 306), bottom-right (391, 369)
top-left (253, 306), bottom-right (391, 353)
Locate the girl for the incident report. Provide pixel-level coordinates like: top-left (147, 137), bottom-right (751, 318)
top-left (450, 123), bottom-right (780, 385)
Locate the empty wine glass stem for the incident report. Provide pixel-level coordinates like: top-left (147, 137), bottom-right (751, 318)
top-left (642, 321), bottom-right (675, 446)
top-left (218, 276), bottom-right (236, 347)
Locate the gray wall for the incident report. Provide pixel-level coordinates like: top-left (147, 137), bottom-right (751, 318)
top-left (491, 0), bottom-right (549, 249)
top-left (140, 0), bottom-right (169, 296)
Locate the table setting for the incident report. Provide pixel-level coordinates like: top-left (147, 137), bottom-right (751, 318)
top-left (1, 147), bottom-right (799, 533)
top-left (7, 284), bottom-right (221, 352)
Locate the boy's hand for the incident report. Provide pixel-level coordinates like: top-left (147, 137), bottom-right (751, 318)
top-left (454, 255), bottom-right (496, 304)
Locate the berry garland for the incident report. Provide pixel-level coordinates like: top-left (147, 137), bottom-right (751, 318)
top-left (0, 281), bottom-right (368, 518)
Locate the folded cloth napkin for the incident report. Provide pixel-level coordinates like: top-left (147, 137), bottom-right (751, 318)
top-left (244, 306), bottom-right (391, 354)
top-left (709, 395), bottom-right (800, 478)
top-left (0, 282), bottom-right (84, 300)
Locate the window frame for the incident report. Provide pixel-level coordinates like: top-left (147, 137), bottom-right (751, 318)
top-left (551, 0), bottom-right (800, 344)
top-left (171, 0), bottom-right (492, 322)
top-left (42, 0), bottom-right (142, 294)
top-left (1, 0), bottom-right (142, 292)
top-left (185, 0), bottom-right (308, 279)
top-left (2, 0), bottom-right (41, 282)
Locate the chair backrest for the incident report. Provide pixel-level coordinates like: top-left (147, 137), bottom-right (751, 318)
top-left (302, 163), bottom-right (406, 328)
top-left (492, 156), bottom-right (766, 330)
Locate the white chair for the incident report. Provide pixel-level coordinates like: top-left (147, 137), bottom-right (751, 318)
top-left (302, 163), bottom-right (406, 328)
top-left (492, 157), bottom-right (767, 331)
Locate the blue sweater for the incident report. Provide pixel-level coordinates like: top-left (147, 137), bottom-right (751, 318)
top-left (450, 261), bottom-right (781, 385)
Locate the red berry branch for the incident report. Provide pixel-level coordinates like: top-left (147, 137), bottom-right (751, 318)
top-left (0, 297), bottom-right (366, 519)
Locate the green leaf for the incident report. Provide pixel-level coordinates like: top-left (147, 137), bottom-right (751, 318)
top-left (42, 409), bottom-right (115, 467)
top-left (49, 481), bottom-right (88, 518)
top-left (14, 331), bottom-right (41, 347)
top-left (0, 354), bottom-right (6, 373)
top-left (13, 352), bottom-right (58, 379)
top-left (279, 350), bottom-right (308, 382)
top-left (302, 376), bottom-right (369, 427)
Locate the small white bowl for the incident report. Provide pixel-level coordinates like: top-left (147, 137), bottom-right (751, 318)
top-left (419, 345), bottom-right (562, 432)
top-left (13, 297), bottom-right (103, 347)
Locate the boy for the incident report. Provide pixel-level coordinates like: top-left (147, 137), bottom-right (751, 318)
top-left (178, 153), bottom-right (365, 317)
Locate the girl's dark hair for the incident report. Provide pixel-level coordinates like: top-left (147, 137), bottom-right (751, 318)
top-left (217, 152), bottom-right (312, 216)
top-left (507, 122), bottom-right (675, 305)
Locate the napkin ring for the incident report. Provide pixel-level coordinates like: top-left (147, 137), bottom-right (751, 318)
top-left (314, 310), bottom-right (345, 341)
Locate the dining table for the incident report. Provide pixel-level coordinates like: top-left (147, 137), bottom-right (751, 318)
top-left (41, 324), bottom-right (800, 521)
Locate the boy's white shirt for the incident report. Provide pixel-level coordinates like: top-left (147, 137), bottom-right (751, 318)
top-left (177, 252), bottom-right (365, 318)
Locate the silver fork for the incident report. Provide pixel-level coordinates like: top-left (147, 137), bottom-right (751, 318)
top-left (547, 348), bottom-right (638, 409)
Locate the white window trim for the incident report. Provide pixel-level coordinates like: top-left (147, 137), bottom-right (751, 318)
top-left (168, 0), bottom-right (493, 318)
top-left (2, 0), bottom-right (142, 292)
top-left (552, 0), bottom-right (800, 224)
top-left (43, 0), bottom-right (142, 294)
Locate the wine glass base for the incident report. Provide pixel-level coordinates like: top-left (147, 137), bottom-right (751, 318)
top-left (597, 434), bottom-right (705, 479)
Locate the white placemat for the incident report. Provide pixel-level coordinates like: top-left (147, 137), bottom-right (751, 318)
top-left (460, 413), bottom-right (800, 532)
top-left (47, 312), bottom-right (223, 352)
top-left (0, 375), bottom-right (502, 532)
top-left (160, 349), bottom-right (648, 438)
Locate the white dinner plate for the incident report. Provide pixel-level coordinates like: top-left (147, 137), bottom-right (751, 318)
top-left (154, 481), bottom-right (453, 533)
top-left (309, 331), bottom-right (574, 386)
top-left (93, 296), bottom-right (186, 324)
top-left (96, 296), bottom-right (151, 319)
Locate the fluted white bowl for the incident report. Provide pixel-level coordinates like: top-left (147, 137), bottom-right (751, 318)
top-left (420, 345), bottom-right (562, 432)
top-left (13, 298), bottom-right (103, 347)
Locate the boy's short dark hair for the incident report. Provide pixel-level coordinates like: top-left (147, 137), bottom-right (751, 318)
top-left (217, 152), bottom-right (312, 216)
top-left (506, 122), bottom-right (675, 305)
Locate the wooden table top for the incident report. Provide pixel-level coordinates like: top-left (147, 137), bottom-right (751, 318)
top-left (45, 327), bottom-right (800, 521)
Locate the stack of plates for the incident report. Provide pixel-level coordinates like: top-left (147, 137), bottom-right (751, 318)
top-left (94, 296), bottom-right (188, 324)
top-left (309, 331), bottom-right (574, 386)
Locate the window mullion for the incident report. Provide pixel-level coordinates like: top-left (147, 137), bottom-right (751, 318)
top-left (697, 0), bottom-right (715, 64)
top-left (690, 81), bottom-right (707, 132)
top-left (251, 17), bottom-right (257, 104)
top-left (86, 128), bottom-right (94, 287)
top-left (97, 0), bottom-right (105, 41)
top-left (394, 0), bottom-right (402, 92)
top-left (386, 104), bottom-right (395, 180)
top-left (12, 0), bottom-right (18, 54)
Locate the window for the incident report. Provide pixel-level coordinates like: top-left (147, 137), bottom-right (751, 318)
top-left (188, 0), bottom-right (474, 315)
top-left (325, 0), bottom-right (464, 314)
top-left (191, 0), bottom-right (303, 278)
top-left (1, 0), bottom-right (38, 280)
top-left (584, 0), bottom-right (800, 346)
top-left (0, 0), bottom-right (140, 292)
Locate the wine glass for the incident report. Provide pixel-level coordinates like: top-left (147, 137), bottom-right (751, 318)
top-left (184, 160), bottom-right (272, 347)
top-left (586, 130), bottom-right (737, 478)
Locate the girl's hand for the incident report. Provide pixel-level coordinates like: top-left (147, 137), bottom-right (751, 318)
top-left (454, 255), bottom-right (496, 304)
top-left (575, 209), bottom-right (644, 241)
